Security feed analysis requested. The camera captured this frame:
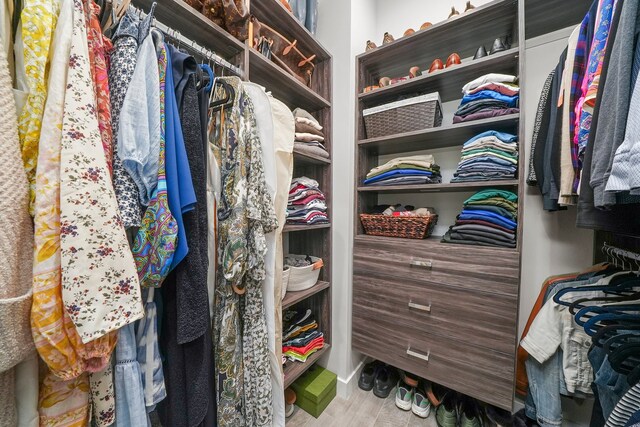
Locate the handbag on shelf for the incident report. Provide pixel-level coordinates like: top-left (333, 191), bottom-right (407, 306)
top-left (184, 0), bottom-right (249, 41)
top-left (251, 16), bottom-right (316, 87)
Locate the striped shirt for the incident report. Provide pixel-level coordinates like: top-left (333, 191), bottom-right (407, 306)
top-left (606, 383), bottom-right (640, 427)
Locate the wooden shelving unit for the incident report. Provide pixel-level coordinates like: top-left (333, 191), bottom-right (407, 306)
top-left (352, 0), bottom-right (524, 411)
top-left (133, 0), bottom-right (333, 402)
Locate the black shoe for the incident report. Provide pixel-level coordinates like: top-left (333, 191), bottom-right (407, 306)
top-left (502, 35), bottom-right (512, 49)
top-left (473, 45), bottom-right (488, 59)
top-left (373, 365), bottom-right (398, 398)
top-left (490, 37), bottom-right (507, 55)
top-left (486, 404), bottom-right (514, 426)
top-left (358, 360), bottom-right (383, 391)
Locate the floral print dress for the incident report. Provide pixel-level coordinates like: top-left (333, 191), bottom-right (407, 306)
top-left (213, 77), bottom-right (278, 427)
top-left (59, 0), bottom-right (143, 343)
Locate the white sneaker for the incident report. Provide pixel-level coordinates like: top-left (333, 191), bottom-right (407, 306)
top-left (395, 381), bottom-right (414, 411)
top-left (412, 388), bottom-right (432, 418)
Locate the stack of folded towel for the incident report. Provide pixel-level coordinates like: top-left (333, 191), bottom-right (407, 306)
top-left (363, 155), bottom-right (442, 186)
top-left (453, 74), bottom-right (520, 124)
top-left (293, 108), bottom-right (329, 159)
top-left (451, 130), bottom-right (519, 182)
top-left (287, 176), bottom-right (329, 225)
top-left (283, 308), bottom-right (324, 363)
top-left (443, 189), bottom-right (518, 248)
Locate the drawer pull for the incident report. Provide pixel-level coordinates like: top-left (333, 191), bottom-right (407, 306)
top-left (408, 300), bottom-right (431, 313)
top-left (409, 259), bottom-right (432, 269)
top-left (406, 346), bottom-right (430, 362)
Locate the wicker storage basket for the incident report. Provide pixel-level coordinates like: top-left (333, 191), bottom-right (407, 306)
top-left (363, 92), bottom-right (443, 139)
top-left (285, 255), bottom-right (323, 292)
top-left (281, 266), bottom-right (291, 300)
top-left (360, 214), bottom-right (438, 239)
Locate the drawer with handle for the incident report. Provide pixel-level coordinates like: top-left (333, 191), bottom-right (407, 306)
top-left (354, 236), bottom-right (520, 296)
top-left (353, 274), bottom-right (518, 354)
top-left (352, 306), bottom-right (515, 410)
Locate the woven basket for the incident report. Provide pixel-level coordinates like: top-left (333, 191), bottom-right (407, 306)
top-left (360, 214), bottom-right (438, 239)
top-left (363, 92), bottom-right (443, 139)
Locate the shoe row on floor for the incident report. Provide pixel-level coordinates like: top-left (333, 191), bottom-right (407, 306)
top-left (358, 360), bottom-right (536, 427)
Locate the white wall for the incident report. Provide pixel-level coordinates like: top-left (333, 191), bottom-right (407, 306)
top-left (315, 3), bottom-right (596, 421)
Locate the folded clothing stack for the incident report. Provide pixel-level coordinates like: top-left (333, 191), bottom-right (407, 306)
top-left (283, 308), bottom-right (324, 363)
top-left (443, 189), bottom-right (518, 248)
top-left (451, 130), bottom-right (518, 183)
top-left (293, 108), bottom-right (329, 159)
top-left (363, 155), bottom-right (442, 186)
top-left (453, 74), bottom-right (520, 124)
top-left (287, 176), bottom-right (329, 225)
top-left (369, 204), bottom-right (436, 217)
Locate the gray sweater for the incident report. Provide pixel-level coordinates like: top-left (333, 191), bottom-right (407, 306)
top-left (590, 0), bottom-right (640, 208)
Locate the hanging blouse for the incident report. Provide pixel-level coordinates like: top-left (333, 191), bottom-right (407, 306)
top-left (109, 9), bottom-right (144, 227)
top-left (164, 44), bottom-right (196, 271)
top-left (31, 0), bottom-right (115, 381)
top-left (17, 0), bottom-right (59, 213)
top-left (84, 0), bottom-right (113, 174)
top-left (59, 0), bottom-right (143, 343)
top-left (117, 32), bottom-right (160, 205)
top-left (214, 77), bottom-right (278, 427)
top-left (38, 372), bottom-right (90, 427)
top-left (132, 38), bottom-right (178, 288)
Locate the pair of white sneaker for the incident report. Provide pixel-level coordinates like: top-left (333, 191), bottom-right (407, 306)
top-left (395, 382), bottom-right (432, 418)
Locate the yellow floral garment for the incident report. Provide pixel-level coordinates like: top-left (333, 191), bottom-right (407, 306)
top-left (59, 0), bottom-right (143, 343)
top-left (39, 371), bottom-right (90, 427)
top-left (17, 0), bottom-right (59, 213)
top-left (31, 0), bottom-right (116, 382)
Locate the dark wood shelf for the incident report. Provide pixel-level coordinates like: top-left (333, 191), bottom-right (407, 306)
top-left (283, 223), bottom-right (331, 233)
top-left (358, 114), bottom-right (519, 155)
top-left (250, 0), bottom-right (331, 61)
top-left (283, 344), bottom-right (331, 388)
top-left (358, 48), bottom-right (519, 105)
top-left (293, 148), bottom-right (331, 165)
top-left (248, 49), bottom-right (330, 112)
top-left (525, 0), bottom-right (591, 40)
top-left (355, 234), bottom-right (518, 255)
top-left (357, 0), bottom-right (518, 78)
top-left (358, 180), bottom-right (519, 193)
top-left (283, 281), bottom-right (330, 310)
top-left (133, 0), bottom-right (245, 58)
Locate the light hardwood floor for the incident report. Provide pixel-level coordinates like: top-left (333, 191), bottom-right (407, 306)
top-left (286, 386), bottom-right (439, 427)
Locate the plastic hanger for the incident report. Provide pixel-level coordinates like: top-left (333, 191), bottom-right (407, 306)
top-left (200, 64), bottom-right (214, 92)
top-left (553, 272), bottom-right (640, 306)
top-left (574, 303), bottom-right (640, 326)
top-left (209, 79), bottom-right (235, 112)
top-left (583, 313), bottom-right (640, 337)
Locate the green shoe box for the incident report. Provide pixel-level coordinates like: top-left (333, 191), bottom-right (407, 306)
top-left (291, 365), bottom-right (337, 418)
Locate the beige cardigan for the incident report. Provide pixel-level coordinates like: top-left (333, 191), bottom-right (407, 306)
top-left (0, 35), bottom-right (35, 426)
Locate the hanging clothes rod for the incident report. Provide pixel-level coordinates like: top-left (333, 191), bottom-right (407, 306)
top-left (129, 5), bottom-right (244, 77)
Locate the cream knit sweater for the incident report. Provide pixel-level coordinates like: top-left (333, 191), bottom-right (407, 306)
top-left (0, 35), bottom-right (35, 426)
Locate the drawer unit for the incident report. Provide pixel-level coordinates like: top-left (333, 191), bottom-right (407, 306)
top-left (352, 273), bottom-right (518, 354)
top-left (352, 309), bottom-right (515, 410)
top-left (354, 235), bottom-right (520, 296)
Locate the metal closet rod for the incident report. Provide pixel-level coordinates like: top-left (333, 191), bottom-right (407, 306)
top-left (129, 5), bottom-right (244, 77)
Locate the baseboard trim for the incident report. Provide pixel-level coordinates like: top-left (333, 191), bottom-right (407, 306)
top-left (336, 360), bottom-right (364, 399)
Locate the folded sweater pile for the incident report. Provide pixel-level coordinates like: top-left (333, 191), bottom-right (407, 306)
top-left (443, 189), bottom-right (518, 248)
top-left (283, 309), bottom-right (324, 363)
top-left (454, 74), bottom-right (520, 124)
top-left (293, 108), bottom-right (329, 159)
top-left (363, 155), bottom-right (442, 186)
top-left (287, 176), bottom-right (329, 225)
top-left (451, 130), bottom-right (519, 183)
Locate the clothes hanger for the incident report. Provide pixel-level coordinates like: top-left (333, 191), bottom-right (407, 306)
top-left (200, 63), bottom-right (214, 92)
top-left (574, 303), bottom-right (640, 326)
top-left (583, 313), bottom-right (640, 337)
top-left (553, 272), bottom-right (640, 306)
top-left (593, 324), bottom-right (640, 348)
top-left (209, 79), bottom-right (235, 111)
top-left (608, 343), bottom-right (640, 375)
